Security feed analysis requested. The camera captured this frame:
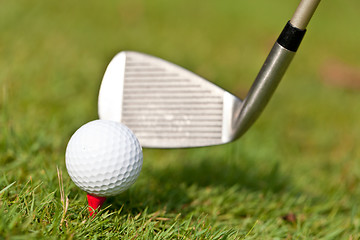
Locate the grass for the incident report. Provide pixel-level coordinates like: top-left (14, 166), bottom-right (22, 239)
top-left (1, 0), bottom-right (360, 238)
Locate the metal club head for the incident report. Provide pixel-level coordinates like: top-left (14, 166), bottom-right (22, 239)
top-left (98, 51), bottom-right (242, 148)
top-left (98, 0), bottom-right (321, 148)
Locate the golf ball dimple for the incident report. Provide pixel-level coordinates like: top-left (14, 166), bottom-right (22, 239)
top-left (65, 120), bottom-right (143, 197)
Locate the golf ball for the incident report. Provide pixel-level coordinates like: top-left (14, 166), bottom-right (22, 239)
top-left (65, 120), bottom-right (143, 197)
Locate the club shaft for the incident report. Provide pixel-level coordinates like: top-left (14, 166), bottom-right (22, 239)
top-left (234, 0), bottom-right (321, 138)
top-left (235, 43), bottom-right (294, 138)
top-left (291, 0), bottom-right (321, 30)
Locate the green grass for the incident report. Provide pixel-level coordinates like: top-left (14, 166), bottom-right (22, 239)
top-left (1, 0), bottom-right (360, 238)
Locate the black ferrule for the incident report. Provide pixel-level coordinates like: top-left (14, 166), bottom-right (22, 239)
top-left (277, 21), bottom-right (306, 52)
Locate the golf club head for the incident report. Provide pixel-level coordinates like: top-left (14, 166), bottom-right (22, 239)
top-left (98, 1), bottom-right (320, 148)
top-left (98, 51), bottom-right (242, 148)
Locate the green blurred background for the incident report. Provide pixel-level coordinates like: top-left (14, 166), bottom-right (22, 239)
top-left (1, 0), bottom-right (360, 238)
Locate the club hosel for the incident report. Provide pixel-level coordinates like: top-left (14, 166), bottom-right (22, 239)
top-left (234, 22), bottom-right (306, 139)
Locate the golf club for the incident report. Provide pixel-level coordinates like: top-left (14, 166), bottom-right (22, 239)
top-left (98, 0), bottom-right (321, 148)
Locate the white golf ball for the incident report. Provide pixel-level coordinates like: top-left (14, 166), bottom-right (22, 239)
top-left (65, 120), bottom-right (143, 197)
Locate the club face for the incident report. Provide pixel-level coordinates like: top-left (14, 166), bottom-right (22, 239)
top-left (98, 51), bottom-right (243, 148)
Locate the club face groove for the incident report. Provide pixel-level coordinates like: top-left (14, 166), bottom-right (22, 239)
top-left (98, 51), bottom-right (242, 148)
